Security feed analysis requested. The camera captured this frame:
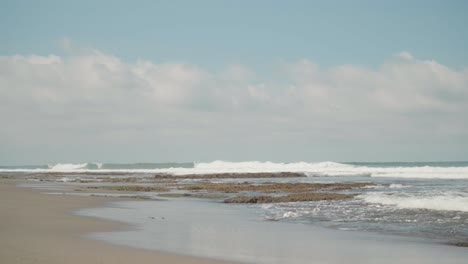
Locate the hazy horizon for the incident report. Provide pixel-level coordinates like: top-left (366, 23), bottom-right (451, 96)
top-left (3, 160), bottom-right (468, 168)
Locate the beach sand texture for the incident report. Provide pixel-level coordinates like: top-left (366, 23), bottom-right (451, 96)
top-left (0, 179), bottom-right (237, 264)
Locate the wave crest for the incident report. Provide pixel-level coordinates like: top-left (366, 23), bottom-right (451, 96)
top-left (360, 192), bottom-right (468, 212)
top-left (194, 160), bottom-right (348, 171)
top-left (1, 160), bottom-right (468, 179)
top-left (48, 163), bottom-right (89, 170)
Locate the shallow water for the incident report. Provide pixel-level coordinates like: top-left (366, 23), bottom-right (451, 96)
top-left (77, 198), bottom-right (468, 264)
top-left (249, 176), bottom-right (468, 244)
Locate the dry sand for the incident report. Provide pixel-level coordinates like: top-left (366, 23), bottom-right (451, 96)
top-left (0, 179), bottom-right (237, 264)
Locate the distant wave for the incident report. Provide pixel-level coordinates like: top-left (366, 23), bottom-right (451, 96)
top-left (48, 163), bottom-right (89, 170)
top-left (0, 162), bottom-right (194, 172)
top-left (192, 160), bottom-right (468, 179)
top-left (360, 192), bottom-right (468, 212)
top-left (1, 160), bottom-right (468, 179)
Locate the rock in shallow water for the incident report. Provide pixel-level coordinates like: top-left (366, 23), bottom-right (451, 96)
top-left (224, 192), bottom-right (356, 203)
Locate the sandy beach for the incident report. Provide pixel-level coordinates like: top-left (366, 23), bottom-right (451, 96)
top-left (0, 179), bottom-right (237, 264)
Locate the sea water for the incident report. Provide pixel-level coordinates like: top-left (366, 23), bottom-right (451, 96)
top-left (75, 198), bottom-right (468, 264)
top-left (4, 161), bottom-right (468, 262)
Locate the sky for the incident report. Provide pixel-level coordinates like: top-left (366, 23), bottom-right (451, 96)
top-left (1, 0), bottom-right (467, 164)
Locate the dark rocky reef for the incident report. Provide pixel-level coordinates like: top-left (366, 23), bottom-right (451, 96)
top-left (87, 185), bottom-right (169, 192)
top-left (224, 192), bottom-right (355, 203)
top-left (89, 194), bottom-right (154, 200)
top-left (179, 182), bottom-right (373, 193)
top-left (155, 172), bottom-right (306, 179)
top-left (158, 193), bottom-right (227, 199)
top-left (450, 242), bottom-right (468, 247)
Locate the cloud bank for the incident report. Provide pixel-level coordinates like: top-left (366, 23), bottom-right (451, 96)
top-left (1, 48), bottom-right (467, 163)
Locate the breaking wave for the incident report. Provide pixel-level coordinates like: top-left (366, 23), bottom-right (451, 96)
top-left (48, 163), bottom-right (89, 170)
top-left (1, 160), bottom-right (468, 179)
top-left (191, 160), bottom-right (468, 179)
top-left (360, 192), bottom-right (468, 212)
top-left (0, 162), bottom-right (194, 173)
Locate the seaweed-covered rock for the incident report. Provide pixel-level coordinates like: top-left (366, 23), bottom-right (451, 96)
top-left (180, 182), bottom-right (373, 193)
top-left (155, 172), bottom-right (306, 179)
top-left (224, 192), bottom-right (356, 203)
top-left (451, 242), bottom-right (468, 247)
top-left (88, 185), bottom-right (169, 192)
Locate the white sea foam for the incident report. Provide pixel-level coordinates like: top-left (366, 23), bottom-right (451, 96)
top-left (1, 160), bottom-right (468, 179)
top-left (48, 163), bottom-right (88, 170)
top-left (388, 184), bottom-right (408, 189)
top-left (58, 177), bottom-right (73, 182)
top-left (189, 161), bottom-right (468, 179)
top-left (282, 211), bottom-right (301, 218)
top-left (360, 192), bottom-right (468, 212)
top-left (191, 160), bottom-right (352, 175)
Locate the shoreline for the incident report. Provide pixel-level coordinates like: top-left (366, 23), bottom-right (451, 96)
top-left (2, 177), bottom-right (468, 264)
top-left (0, 179), bottom-right (237, 264)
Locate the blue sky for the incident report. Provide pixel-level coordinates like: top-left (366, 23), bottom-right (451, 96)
top-left (1, 1), bottom-right (467, 164)
top-left (1, 0), bottom-right (467, 70)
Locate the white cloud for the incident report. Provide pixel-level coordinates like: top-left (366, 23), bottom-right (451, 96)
top-left (0, 49), bottom-right (467, 162)
top-left (396, 51), bottom-right (414, 60)
top-left (287, 53), bottom-right (468, 115)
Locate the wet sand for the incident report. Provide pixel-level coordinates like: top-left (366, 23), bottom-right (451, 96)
top-left (0, 179), bottom-right (237, 264)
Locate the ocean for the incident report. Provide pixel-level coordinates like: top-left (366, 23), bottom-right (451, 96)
top-left (3, 160), bottom-right (468, 262)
